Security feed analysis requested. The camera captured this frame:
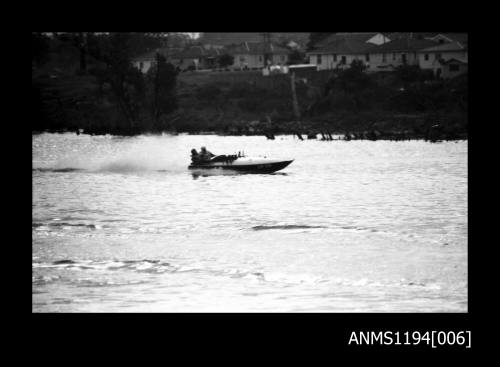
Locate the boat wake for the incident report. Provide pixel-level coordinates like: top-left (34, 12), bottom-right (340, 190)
top-left (34, 136), bottom-right (189, 173)
top-left (251, 224), bottom-right (326, 231)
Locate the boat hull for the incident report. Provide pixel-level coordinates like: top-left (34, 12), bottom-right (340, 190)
top-left (188, 159), bottom-right (293, 174)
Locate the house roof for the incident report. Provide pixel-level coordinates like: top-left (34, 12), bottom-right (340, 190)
top-left (438, 57), bottom-right (468, 65)
top-left (308, 37), bottom-right (377, 55)
top-left (421, 41), bottom-right (467, 52)
top-left (430, 33), bottom-right (468, 46)
top-left (370, 38), bottom-right (437, 53)
top-left (313, 33), bottom-right (380, 49)
top-left (387, 32), bottom-right (439, 40)
top-left (199, 32), bottom-right (310, 47)
top-left (200, 33), bottom-right (263, 45)
top-left (226, 42), bottom-right (290, 55)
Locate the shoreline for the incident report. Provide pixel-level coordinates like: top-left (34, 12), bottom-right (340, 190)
top-left (32, 129), bottom-right (468, 142)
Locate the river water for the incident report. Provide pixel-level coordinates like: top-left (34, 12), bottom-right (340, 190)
top-left (32, 133), bottom-right (467, 312)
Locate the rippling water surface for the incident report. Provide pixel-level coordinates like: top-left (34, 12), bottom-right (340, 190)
top-left (32, 133), bottom-right (467, 312)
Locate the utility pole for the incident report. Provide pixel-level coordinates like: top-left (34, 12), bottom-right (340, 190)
top-left (290, 71), bottom-right (303, 140)
top-left (262, 32), bottom-right (272, 68)
top-left (290, 72), bottom-right (301, 121)
top-left (77, 32), bottom-right (88, 72)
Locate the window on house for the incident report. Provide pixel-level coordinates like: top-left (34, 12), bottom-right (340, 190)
top-left (240, 56), bottom-right (245, 62)
top-left (341, 56), bottom-right (346, 64)
top-left (317, 54), bottom-right (322, 64)
top-left (424, 54), bottom-right (429, 61)
top-left (436, 53), bottom-right (442, 60)
top-left (449, 64), bottom-right (459, 72)
top-left (139, 61), bottom-right (144, 70)
top-left (258, 55), bottom-right (263, 62)
top-left (382, 53), bottom-right (386, 62)
top-left (333, 54), bottom-right (337, 62)
top-left (281, 55), bottom-right (285, 62)
top-left (393, 53), bottom-right (396, 60)
top-left (365, 54), bottom-right (370, 62)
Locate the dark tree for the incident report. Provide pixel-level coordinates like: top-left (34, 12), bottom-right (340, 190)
top-left (76, 32), bottom-right (88, 71)
top-left (287, 50), bottom-right (306, 65)
top-left (128, 33), bottom-right (165, 58)
top-left (306, 33), bottom-right (336, 51)
top-left (147, 53), bottom-right (178, 130)
top-left (97, 33), bottom-right (146, 132)
top-left (32, 32), bottom-right (51, 67)
top-left (217, 54), bottom-right (234, 68)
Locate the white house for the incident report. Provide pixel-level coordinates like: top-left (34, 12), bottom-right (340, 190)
top-left (131, 48), bottom-right (183, 74)
top-left (367, 38), bottom-right (438, 70)
top-left (132, 47), bottom-right (223, 73)
top-left (435, 58), bottom-right (468, 79)
top-left (131, 51), bottom-right (156, 74)
top-left (307, 33), bottom-right (392, 71)
top-left (226, 42), bottom-right (290, 70)
top-left (418, 41), bottom-right (468, 77)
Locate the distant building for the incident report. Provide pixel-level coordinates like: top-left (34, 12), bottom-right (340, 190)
top-left (307, 33), bottom-right (469, 74)
top-left (435, 58), bottom-right (468, 79)
top-left (307, 34), bottom-right (381, 71)
top-left (418, 41), bottom-right (468, 78)
top-left (132, 46), bottom-right (224, 73)
top-left (367, 38), bottom-right (438, 70)
top-left (170, 46), bottom-right (223, 71)
top-left (131, 48), bottom-right (182, 73)
top-left (226, 42), bottom-right (290, 70)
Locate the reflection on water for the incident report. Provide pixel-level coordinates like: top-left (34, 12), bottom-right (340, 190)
top-left (32, 133), bottom-right (467, 312)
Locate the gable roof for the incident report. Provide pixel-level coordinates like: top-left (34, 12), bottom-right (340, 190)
top-left (371, 38), bottom-right (437, 53)
top-left (308, 36), bottom-right (377, 55)
top-left (226, 42), bottom-right (290, 55)
top-left (313, 33), bottom-right (380, 49)
top-left (200, 32), bottom-right (263, 45)
top-left (387, 32), bottom-right (439, 40)
top-left (430, 33), bottom-right (468, 46)
top-left (438, 57), bottom-right (468, 65)
top-left (421, 41), bottom-right (467, 52)
top-left (199, 32), bottom-right (310, 47)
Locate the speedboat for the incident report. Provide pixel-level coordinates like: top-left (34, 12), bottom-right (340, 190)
top-left (188, 154), bottom-right (294, 173)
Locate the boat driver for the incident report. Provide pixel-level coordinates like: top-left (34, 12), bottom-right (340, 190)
top-left (190, 148), bottom-right (200, 163)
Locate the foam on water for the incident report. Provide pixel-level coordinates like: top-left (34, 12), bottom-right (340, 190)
top-left (34, 134), bottom-right (189, 173)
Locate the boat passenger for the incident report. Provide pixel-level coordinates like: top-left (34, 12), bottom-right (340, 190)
top-left (200, 147), bottom-right (215, 162)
